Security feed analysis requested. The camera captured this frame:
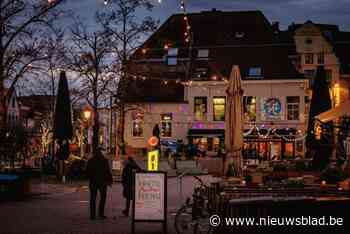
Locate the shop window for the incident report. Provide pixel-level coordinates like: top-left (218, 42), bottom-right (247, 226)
top-left (287, 96), bottom-right (300, 120)
top-left (305, 53), bottom-right (314, 64)
top-left (285, 143), bottom-right (294, 158)
top-left (194, 97), bottom-right (207, 121)
top-left (243, 96), bottom-right (256, 121)
top-left (213, 97), bottom-right (225, 121)
top-left (132, 112), bottom-right (144, 137)
top-left (317, 53), bottom-right (324, 64)
top-left (161, 113), bottom-right (172, 137)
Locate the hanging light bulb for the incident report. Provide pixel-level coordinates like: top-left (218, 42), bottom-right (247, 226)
top-left (104, 0), bottom-right (108, 5)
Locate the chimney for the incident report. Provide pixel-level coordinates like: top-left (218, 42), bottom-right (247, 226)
top-left (272, 21), bottom-right (280, 33)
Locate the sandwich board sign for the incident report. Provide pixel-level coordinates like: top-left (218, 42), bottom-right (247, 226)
top-left (147, 150), bottom-right (159, 171)
top-left (132, 171), bottom-right (167, 234)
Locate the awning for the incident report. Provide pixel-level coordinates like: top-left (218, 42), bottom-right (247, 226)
top-left (315, 100), bottom-right (350, 122)
top-left (188, 129), bottom-right (225, 137)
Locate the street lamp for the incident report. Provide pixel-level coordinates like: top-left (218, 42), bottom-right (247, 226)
top-left (83, 108), bottom-right (92, 121)
top-left (82, 107), bottom-right (93, 156)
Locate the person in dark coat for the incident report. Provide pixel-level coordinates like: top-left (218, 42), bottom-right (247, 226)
top-left (86, 148), bottom-right (113, 220)
top-left (121, 156), bottom-right (141, 216)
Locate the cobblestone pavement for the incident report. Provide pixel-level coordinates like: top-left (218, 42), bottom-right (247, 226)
top-left (0, 175), bottom-right (219, 234)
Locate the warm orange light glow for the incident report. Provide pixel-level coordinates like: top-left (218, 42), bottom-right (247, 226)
top-left (83, 108), bottom-right (92, 120)
top-left (333, 83), bottom-right (340, 107)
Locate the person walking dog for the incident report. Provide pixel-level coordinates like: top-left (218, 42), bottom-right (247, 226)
top-left (86, 147), bottom-right (113, 220)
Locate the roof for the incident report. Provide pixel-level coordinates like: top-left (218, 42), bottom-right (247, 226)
top-left (18, 95), bottom-right (55, 118)
top-left (125, 10), bottom-right (303, 103)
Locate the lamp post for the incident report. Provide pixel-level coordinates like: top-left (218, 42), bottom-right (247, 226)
top-left (83, 107), bottom-right (93, 157)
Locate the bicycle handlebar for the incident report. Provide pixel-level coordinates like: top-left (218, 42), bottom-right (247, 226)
top-left (193, 175), bottom-right (208, 188)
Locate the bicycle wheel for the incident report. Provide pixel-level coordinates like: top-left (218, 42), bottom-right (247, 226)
top-left (175, 204), bottom-right (194, 234)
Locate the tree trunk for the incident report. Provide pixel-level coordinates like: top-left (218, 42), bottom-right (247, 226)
top-left (0, 84), bottom-right (7, 129)
top-left (92, 107), bottom-right (99, 156)
top-left (117, 103), bottom-right (125, 155)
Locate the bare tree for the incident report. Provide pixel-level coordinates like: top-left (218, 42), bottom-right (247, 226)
top-left (97, 0), bottom-right (158, 150)
top-left (66, 21), bottom-right (115, 155)
top-left (0, 0), bottom-right (66, 128)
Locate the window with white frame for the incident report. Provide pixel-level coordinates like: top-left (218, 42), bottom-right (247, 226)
top-left (161, 113), bottom-right (172, 137)
top-left (167, 48), bottom-right (178, 65)
top-left (305, 53), bottom-right (314, 64)
top-left (243, 96), bottom-right (256, 121)
top-left (194, 97), bottom-right (207, 121)
top-left (132, 112), bottom-right (144, 137)
top-left (197, 49), bottom-right (209, 58)
top-left (287, 96), bottom-right (300, 120)
top-left (213, 97), bottom-right (225, 121)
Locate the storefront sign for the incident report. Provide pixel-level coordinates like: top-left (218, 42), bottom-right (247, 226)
top-left (147, 150), bottom-right (159, 171)
top-left (148, 136), bottom-right (159, 147)
top-left (132, 172), bottom-right (167, 234)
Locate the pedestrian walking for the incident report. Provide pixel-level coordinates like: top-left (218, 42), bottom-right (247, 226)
top-left (86, 147), bottom-right (113, 220)
top-left (121, 156), bottom-right (141, 216)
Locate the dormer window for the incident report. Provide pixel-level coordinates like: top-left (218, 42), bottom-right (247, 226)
top-left (235, 32), bottom-right (245, 38)
top-left (248, 67), bottom-right (262, 77)
top-left (167, 48), bottom-right (178, 65)
top-left (198, 49), bottom-right (209, 58)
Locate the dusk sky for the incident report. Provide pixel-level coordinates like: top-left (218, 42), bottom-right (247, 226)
top-left (63, 0), bottom-right (350, 31)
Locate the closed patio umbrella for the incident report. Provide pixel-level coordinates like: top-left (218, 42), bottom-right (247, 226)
top-left (224, 65), bottom-right (244, 177)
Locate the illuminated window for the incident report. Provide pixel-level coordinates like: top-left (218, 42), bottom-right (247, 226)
top-left (213, 97), bottom-right (226, 121)
top-left (132, 112), bottom-right (144, 137)
top-left (161, 113), bottom-right (172, 137)
top-left (305, 53), bottom-right (314, 64)
top-left (194, 97), bottom-right (207, 121)
top-left (287, 96), bottom-right (300, 120)
top-left (243, 96), bottom-right (256, 121)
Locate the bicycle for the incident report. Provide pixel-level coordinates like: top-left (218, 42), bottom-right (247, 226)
top-left (175, 176), bottom-right (214, 234)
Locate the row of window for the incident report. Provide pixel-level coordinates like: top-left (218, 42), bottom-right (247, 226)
top-left (194, 96), bottom-right (301, 122)
top-left (304, 53), bottom-right (324, 65)
top-left (131, 95), bottom-right (302, 137)
top-left (132, 113), bottom-right (173, 138)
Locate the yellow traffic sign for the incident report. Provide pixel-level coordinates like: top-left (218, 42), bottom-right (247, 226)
top-left (147, 150), bottom-right (159, 171)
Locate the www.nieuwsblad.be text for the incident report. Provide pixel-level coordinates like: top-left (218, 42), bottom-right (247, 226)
top-left (209, 215), bottom-right (344, 227)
